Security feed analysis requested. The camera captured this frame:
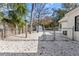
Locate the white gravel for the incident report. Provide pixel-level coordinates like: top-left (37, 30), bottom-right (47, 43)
top-left (0, 31), bottom-right (79, 56)
top-left (0, 32), bottom-right (43, 53)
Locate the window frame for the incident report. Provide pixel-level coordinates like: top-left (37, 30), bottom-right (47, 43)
top-left (75, 15), bottom-right (79, 31)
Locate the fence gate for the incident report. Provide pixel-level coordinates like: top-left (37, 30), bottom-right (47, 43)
top-left (42, 27), bottom-right (75, 41)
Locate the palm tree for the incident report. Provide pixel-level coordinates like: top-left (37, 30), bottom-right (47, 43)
top-left (8, 11), bottom-right (19, 34)
top-left (0, 3), bottom-right (28, 38)
top-left (8, 3), bottom-right (28, 34)
top-left (17, 17), bottom-right (25, 34)
top-left (2, 17), bottom-right (11, 38)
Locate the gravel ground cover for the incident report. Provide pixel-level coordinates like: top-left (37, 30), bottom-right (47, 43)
top-left (0, 31), bottom-right (79, 56)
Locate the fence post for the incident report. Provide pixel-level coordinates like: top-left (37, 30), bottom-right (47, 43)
top-left (43, 27), bottom-right (46, 40)
top-left (53, 28), bottom-right (55, 40)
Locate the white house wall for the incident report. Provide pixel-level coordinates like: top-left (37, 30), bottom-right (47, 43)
top-left (61, 7), bottom-right (79, 40)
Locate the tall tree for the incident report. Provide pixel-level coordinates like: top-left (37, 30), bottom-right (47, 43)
top-left (32, 3), bottom-right (51, 32)
top-left (62, 3), bottom-right (79, 12)
top-left (29, 3), bottom-right (34, 34)
top-left (8, 3), bottom-right (28, 34)
top-left (52, 8), bottom-right (67, 21)
top-left (0, 3), bottom-right (28, 38)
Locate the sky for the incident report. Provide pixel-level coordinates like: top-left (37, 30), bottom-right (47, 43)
top-left (27, 3), bottom-right (62, 11)
top-left (26, 3), bottom-right (62, 21)
top-left (0, 3), bottom-right (62, 15)
top-left (44, 3), bottom-right (62, 9)
top-left (0, 3), bottom-right (62, 21)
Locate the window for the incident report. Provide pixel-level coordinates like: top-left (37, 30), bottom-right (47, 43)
top-left (75, 15), bottom-right (79, 31)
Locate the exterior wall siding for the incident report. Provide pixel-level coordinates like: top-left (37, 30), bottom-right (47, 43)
top-left (60, 7), bottom-right (79, 41)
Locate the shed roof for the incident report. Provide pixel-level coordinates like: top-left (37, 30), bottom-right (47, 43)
top-left (58, 16), bottom-right (68, 23)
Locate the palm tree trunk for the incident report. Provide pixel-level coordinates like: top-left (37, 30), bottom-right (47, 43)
top-left (25, 23), bottom-right (27, 37)
top-left (15, 25), bottom-right (17, 35)
top-left (15, 24), bottom-right (18, 35)
top-left (22, 27), bottom-right (24, 33)
top-left (3, 22), bottom-right (6, 38)
top-left (1, 30), bottom-right (4, 40)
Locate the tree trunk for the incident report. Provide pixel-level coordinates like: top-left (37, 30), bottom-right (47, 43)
top-left (25, 23), bottom-right (27, 38)
top-left (15, 24), bottom-right (18, 35)
top-left (22, 28), bottom-right (24, 33)
top-left (29, 3), bottom-right (34, 34)
top-left (1, 30), bottom-right (4, 40)
top-left (3, 22), bottom-right (6, 38)
top-left (18, 28), bottom-right (20, 34)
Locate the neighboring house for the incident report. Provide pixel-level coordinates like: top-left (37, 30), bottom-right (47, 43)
top-left (58, 7), bottom-right (79, 40)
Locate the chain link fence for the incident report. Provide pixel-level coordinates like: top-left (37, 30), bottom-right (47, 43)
top-left (0, 25), bottom-right (75, 41)
top-left (41, 27), bottom-right (75, 41)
